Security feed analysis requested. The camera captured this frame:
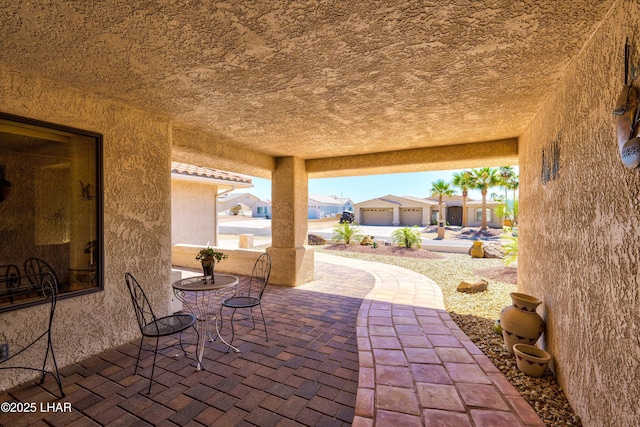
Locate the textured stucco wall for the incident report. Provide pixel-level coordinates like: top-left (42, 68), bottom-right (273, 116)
top-left (0, 69), bottom-right (173, 391)
top-left (171, 180), bottom-right (218, 246)
top-left (518, 2), bottom-right (640, 425)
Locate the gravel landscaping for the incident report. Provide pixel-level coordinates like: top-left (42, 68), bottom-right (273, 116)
top-left (317, 244), bottom-right (582, 427)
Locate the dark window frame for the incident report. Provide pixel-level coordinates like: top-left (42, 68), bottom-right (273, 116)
top-left (0, 112), bottom-right (104, 313)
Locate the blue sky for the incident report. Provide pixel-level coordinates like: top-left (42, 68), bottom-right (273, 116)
top-left (249, 167), bottom-right (518, 203)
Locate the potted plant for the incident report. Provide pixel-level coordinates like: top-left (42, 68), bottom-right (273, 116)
top-left (195, 247), bottom-right (228, 283)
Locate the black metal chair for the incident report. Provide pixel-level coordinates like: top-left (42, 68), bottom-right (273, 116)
top-left (0, 271), bottom-right (64, 398)
top-left (219, 253), bottom-right (272, 350)
top-left (24, 258), bottom-right (61, 294)
top-left (124, 273), bottom-right (198, 394)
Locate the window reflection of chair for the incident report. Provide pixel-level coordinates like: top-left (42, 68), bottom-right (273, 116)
top-left (125, 273), bottom-right (198, 394)
top-left (24, 258), bottom-right (60, 294)
top-left (0, 264), bottom-right (20, 304)
top-left (0, 271), bottom-right (64, 398)
top-left (219, 253), bottom-right (272, 350)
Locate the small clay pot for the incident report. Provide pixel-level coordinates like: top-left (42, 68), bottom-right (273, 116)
top-left (513, 343), bottom-right (551, 377)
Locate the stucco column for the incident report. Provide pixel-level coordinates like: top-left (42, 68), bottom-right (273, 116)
top-left (421, 209), bottom-right (430, 227)
top-left (266, 157), bottom-right (314, 286)
top-left (392, 206), bottom-right (400, 226)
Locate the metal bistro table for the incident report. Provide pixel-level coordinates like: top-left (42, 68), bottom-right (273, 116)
top-left (172, 274), bottom-right (239, 370)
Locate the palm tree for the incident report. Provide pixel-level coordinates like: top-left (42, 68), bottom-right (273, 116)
top-left (508, 175), bottom-right (519, 224)
top-left (498, 166), bottom-right (515, 221)
top-left (470, 167), bottom-right (501, 230)
top-left (430, 179), bottom-right (453, 222)
top-left (452, 171), bottom-right (473, 228)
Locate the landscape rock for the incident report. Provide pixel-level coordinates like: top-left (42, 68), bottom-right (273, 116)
top-left (482, 243), bottom-right (505, 259)
top-left (307, 234), bottom-right (326, 245)
top-left (457, 279), bottom-right (489, 293)
top-left (360, 235), bottom-right (375, 245)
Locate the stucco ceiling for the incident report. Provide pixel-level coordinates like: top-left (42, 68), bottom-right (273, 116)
top-left (1, 1), bottom-right (615, 162)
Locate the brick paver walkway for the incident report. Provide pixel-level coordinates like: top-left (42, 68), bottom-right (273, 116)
top-left (0, 253), bottom-right (543, 426)
top-left (315, 253), bottom-right (544, 427)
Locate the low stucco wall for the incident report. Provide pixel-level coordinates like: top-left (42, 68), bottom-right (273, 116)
top-left (518, 2), bottom-right (640, 425)
top-left (172, 244), bottom-right (264, 278)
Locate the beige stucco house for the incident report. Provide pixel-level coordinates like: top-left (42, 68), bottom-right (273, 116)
top-left (425, 195), bottom-right (504, 228)
top-left (354, 194), bottom-right (503, 227)
top-left (217, 192), bottom-right (261, 216)
top-left (1, 2), bottom-right (639, 425)
top-left (354, 195), bottom-right (438, 226)
top-left (171, 162), bottom-right (252, 248)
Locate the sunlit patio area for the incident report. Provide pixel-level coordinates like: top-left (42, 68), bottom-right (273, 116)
top-left (1, 254), bottom-right (542, 426)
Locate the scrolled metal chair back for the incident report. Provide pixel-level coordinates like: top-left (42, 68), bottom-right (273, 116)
top-left (249, 253), bottom-right (272, 299)
top-left (125, 272), bottom-right (158, 333)
top-left (24, 258), bottom-right (59, 286)
top-left (35, 271), bottom-right (58, 322)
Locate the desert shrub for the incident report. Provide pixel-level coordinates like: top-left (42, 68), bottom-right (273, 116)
top-left (332, 222), bottom-right (364, 245)
top-left (391, 226), bottom-right (422, 249)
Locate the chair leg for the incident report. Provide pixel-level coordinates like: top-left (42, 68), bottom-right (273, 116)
top-left (217, 305), bottom-right (224, 338)
top-left (134, 337), bottom-right (144, 374)
top-left (178, 331), bottom-right (188, 356)
top-left (43, 336), bottom-right (65, 398)
top-left (250, 307), bottom-right (256, 329)
top-left (148, 337), bottom-right (159, 394)
top-left (227, 308), bottom-right (237, 353)
top-left (258, 304), bottom-right (269, 342)
top-left (40, 341), bottom-right (50, 385)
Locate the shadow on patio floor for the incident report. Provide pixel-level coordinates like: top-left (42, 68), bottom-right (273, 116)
top-left (0, 262), bottom-right (373, 426)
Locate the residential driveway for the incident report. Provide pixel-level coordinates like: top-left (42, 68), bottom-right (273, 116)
top-left (218, 219), bottom-right (476, 254)
top-left (217, 215), bottom-right (515, 254)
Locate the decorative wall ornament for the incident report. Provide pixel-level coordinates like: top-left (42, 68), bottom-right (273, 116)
top-left (613, 37), bottom-right (640, 168)
top-left (541, 131), bottom-right (561, 184)
top-left (79, 181), bottom-right (94, 200)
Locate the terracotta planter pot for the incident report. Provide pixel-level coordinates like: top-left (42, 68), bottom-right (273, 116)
top-left (500, 292), bottom-right (544, 354)
top-left (513, 343), bottom-right (551, 377)
top-left (470, 241), bottom-right (484, 258)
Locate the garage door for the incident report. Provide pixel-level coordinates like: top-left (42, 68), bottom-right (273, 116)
top-left (400, 208), bottom-right (422, 226)
top-left (361, 208), bottom-right (393, 226)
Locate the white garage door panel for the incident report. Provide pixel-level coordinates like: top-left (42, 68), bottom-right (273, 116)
top-left (361, 208), bottom-right (393, 226)
top-left (400, 208), bottom-right (422, 226)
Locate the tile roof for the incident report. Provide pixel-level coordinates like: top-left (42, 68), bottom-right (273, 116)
top-left (171, 162), bottom-right (252, 184)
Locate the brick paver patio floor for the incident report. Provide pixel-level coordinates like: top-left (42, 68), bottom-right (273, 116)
top-left (0, 252), bottom-right (543, 426)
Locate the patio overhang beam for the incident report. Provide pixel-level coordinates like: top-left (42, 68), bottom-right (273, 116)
top-left (171, 126), bottom-right (275, 179)
top-left (305, 138), bottom-right (519, 178)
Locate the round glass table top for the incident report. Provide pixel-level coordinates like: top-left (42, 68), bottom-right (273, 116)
top-left (172, 274), bottom-right (238, 291)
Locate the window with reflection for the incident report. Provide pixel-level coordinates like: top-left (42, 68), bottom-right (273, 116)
top-left (0, 113), bottom-right (103, 313)
top-left (475, 208), bottom-right (492, 223)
